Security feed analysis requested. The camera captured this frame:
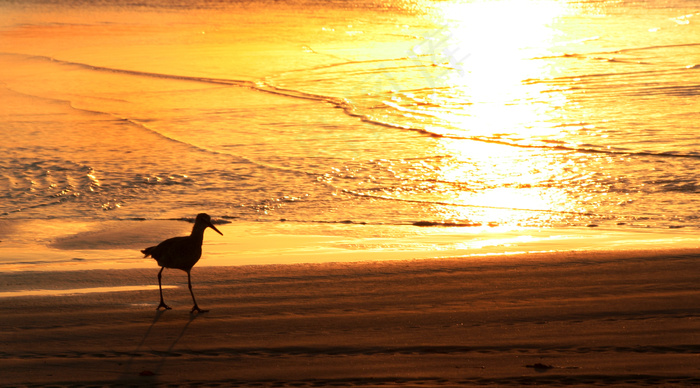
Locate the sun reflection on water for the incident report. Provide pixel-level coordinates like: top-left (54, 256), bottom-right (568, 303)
top-left (432, 0), bottom-right (571, 138)
top-left (421, 0), bottom-right (583, 227)
top-left (429, 140), bottom-right (581, 227)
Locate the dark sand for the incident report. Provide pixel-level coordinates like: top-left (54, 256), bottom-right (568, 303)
top-left (1, 249), bottom-right (699, 386)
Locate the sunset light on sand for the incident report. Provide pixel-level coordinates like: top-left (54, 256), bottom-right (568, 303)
top-left (1, 0), bottom-right (699, 385)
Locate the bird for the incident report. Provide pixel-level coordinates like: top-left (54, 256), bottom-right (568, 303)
top-left (141, 213), bottom-right (223, 314)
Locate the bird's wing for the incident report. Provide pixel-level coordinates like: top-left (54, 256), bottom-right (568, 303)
top-left (144, 236), bottom-right (202, 271)
top-left (143, 236), bottom-right (187, 260)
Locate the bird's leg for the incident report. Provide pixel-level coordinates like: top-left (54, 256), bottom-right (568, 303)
top-left (188, 271), bottom-right (208, 314)
top-left (157, 267), bottom-right (172, 310)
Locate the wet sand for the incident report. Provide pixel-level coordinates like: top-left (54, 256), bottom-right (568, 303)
top-left (2, 248), bottom-right (699, 386)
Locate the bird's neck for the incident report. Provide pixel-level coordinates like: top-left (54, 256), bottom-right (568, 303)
top-left (190, 223), bottom-right (207, 244)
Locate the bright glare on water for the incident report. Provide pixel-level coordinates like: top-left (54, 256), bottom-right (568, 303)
top-left (1, 0), bottom-right (699, 233)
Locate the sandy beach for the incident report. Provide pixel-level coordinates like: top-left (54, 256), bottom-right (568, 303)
top-left (2, 0), bottom-right (700, 385)
top-left (2, 246), bottom-right (699, 386)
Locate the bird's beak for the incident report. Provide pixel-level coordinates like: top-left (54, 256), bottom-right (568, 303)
top-left (208, 221), bottom-right (224, 236)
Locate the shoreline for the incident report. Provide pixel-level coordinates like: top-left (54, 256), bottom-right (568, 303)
top-left (1, 248), bottom-right (699, 386)
top-left (1, 218), bottom-right (699, 272)
top-left (2, 245), bottom-right (700, 293)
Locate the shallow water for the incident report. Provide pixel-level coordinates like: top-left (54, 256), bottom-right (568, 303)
top-left (1, 0), bottom-right (699, 238)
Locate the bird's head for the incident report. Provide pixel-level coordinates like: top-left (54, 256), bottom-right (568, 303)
top-left (196, 213), bottom-right (224, 236)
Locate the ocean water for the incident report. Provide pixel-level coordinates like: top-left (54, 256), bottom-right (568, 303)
top-left (1, 0), bottom-right (699, 237)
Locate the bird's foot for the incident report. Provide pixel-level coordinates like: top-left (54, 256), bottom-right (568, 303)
top-left (157, 301), bottom-right (172, 310)
top-left (190, 305), bottom-right (209, 314)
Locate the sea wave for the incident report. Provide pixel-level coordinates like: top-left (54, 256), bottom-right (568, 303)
top-left (7, 52), bottom-right (699, 162)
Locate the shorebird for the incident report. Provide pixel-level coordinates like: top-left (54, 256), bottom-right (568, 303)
top-left (142, 213), bottom-right (223, 314)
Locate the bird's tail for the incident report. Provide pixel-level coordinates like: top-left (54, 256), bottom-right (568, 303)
top-left (142, 246), bottom-right (156, 258)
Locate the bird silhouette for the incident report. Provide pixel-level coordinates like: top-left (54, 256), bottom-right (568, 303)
top-left (142, 213), bottom-right (223, 313)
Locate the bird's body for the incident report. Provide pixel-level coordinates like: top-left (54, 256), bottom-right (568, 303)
top-left (143, 235), bottom-right (203, 272)
top-left (142, 213), bottom-right (223, 313)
